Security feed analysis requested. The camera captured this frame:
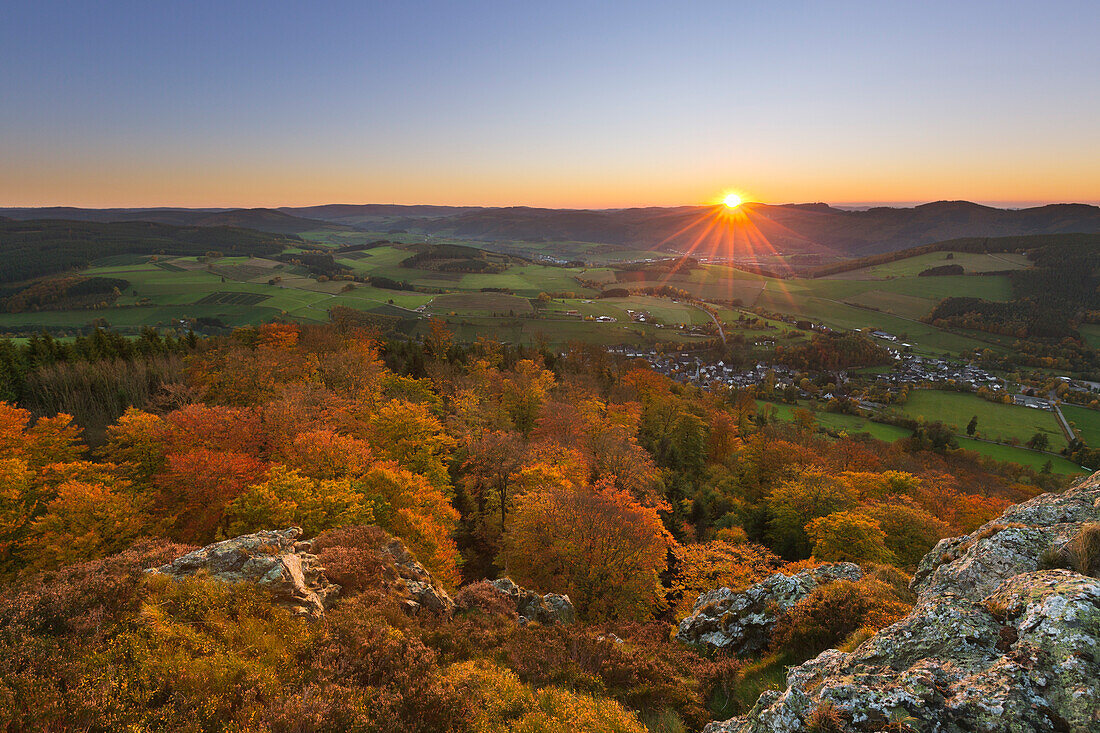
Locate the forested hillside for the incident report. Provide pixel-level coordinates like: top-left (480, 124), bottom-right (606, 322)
top-left (922, 234), bottom-right (1100, 338)
top-left (0, 321), bottom-right (1065, 731)
top-left (0, 220), bottom-right (294, 283)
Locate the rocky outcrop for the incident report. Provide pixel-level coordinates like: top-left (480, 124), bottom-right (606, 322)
top-left (379, 536), bottom-right (454, 615)
top-left (489, 577), bottom-right (575, 625)
top-left (912, 474), bottom-right (1100, 602)
top-left (677, 563), bottom-right (862, 655)
top-left (704, 473), bottom-right (1100, 733)
top-left (147, 527), bottom-right (339, 617)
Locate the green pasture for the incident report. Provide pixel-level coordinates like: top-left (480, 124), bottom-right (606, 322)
top-left (752, 288), bottom-right (991, 355)
top-left (897, 390), bottom-right (1067, 450)
top-left (422, 315), bottom-right (705, 347)
top-left (1078, 324), bottom-right (1100, 349)
top-left (823, 251), bottom-right (1031, 279)
top-left (4, 255), bottom-right (432, 332)
top-left (953, 437), bottom-right (1086, 475)
top-left (428, 292), bottom-right (535, 315)
top-left (759, 398), bottom-right (1085, 474)
top-left (1061, 404), bottom-right (1100, 447)
top-left (757, 400), bottom-right (913, 442)
top-left (0, 303), bottom-right (282, 331)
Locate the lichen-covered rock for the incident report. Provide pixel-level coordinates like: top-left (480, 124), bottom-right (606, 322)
top-left (912, 473), bottom-right (1100, 603)
top-left (705, 472), bottom-right (1100, 733)
top-left (147, 527), bottom-right (339, 617)
top-left (379, 536), bottom-right (454, 615)
top-left (489, 577), bottom-right (575, 624)
top-left (676, 563), bottom-right (862, 655)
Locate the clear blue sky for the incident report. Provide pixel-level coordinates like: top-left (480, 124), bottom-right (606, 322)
top-left (2, 0), bottom-right (1097, 207)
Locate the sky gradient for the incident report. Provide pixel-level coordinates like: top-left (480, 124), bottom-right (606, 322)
top-left (2, 0), bottom-right (1098, 208)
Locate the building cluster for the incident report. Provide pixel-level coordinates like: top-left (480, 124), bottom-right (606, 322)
top-left (875, 355), bottom-right (1004, 392)
top-left (611, 348), bottom-right (1014, 403)
top-left (611, 348), bottom-right (806, 390)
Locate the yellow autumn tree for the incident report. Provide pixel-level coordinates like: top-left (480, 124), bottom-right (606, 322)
top-left (224, 466), bottom-right (377, 538)
top-left (805, 511), bottom-right (895, 564)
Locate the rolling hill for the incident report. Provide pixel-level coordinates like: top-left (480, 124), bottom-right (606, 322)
top-left (5, 201), bottom-right (1100, 257)
top-left (368, 201), bottom-right (1100, 256)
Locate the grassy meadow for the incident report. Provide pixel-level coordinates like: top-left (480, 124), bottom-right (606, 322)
top-left (1060, 403), bottom-right (1100, 447)
top-left (758, 399), bottom-right (1086, 475)
top-left (897, 389), bottom-right (1067, 450)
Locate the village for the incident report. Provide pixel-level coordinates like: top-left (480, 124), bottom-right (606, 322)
top-left (611, 347), bottom-right (1014, 403)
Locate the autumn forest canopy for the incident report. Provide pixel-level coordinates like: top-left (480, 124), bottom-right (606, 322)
top-left (0, 320), bottom-right (1065, 732)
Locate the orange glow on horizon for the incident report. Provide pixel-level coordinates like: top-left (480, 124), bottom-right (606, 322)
top-left (646, 199), bottom-right (814, 315)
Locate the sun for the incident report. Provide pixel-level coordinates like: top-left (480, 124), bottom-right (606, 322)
top-left (723, 193), bottom-right (742, 208)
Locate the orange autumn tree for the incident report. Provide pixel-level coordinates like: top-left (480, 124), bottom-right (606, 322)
top-left (0, 402), bottom-right (125, 560)
top-left (153, 448), bottom-right (270, 543)
top-left (277, 428), bottom-right (375, 480)
top-left (0, 402), bottom-right (83, 468)
top-left (21, 479), bottom-right (144, 573)
top-left (0, 458), bottom-right (36, 575)
top-left (502, 478), bottom-right (672, 621)
top-left (359, 461), bottom-right (462, 585)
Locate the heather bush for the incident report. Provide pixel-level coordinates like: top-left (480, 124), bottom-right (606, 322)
top-left (448, 659), bottom-right (647, 733)
top-left (771, 576), bottom-right (913, 659)
top-left (500, 622), bottom-right (711, 729)
top-left (454, 580), bottom-right (520, 619)
top-left (91, 575), bottom-right (315, 730)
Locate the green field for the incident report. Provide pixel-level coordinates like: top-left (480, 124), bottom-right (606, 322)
top-left (757, 400), bottom-right (913, 442)
top-left (1061, 404), bottom-right (1100, 447)
top-left (759, 399), bottom-right (1086, 474)
top-left (724, 248), bottom-right (1021, 353)
top-left (953, 437), bottom-right (1086, 474)
top-left (0, 255), bottom-right (433, 333)
top-left (0, 235), bottom-right (1030, 363)
top-left (419, 316), bottom-right (706, 347)
top-left (898, 390), bottom-right (1067, 450)
top-left (1078, 324), bottom-right (1100, 349)
top-left (753, 287), bottom-right (995, 355)
top-left (823, 251), bottom-right (1031, 279)
top-left (428, 292), bottom-right (535, 315)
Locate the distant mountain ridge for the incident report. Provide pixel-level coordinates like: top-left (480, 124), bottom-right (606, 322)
top-left (4, 200), bottom-right (1099, 256)
top-left (288, 200), bottom-right (1100, 255)
top-left (0, 207), bottom-right (352, 235)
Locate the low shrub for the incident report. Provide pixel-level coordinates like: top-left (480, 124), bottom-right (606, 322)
top-left (771, 577), bottom-right (912, 660)
top-left (501, 622), bottom-right (711, 728)
top-left (454, 580), bottom-right (519, 619)
top-left (449, 659), bottom-right (647, 733)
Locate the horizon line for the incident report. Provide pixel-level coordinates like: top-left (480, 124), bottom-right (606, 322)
top-left (3, 199), bottom-right (1100, 212)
